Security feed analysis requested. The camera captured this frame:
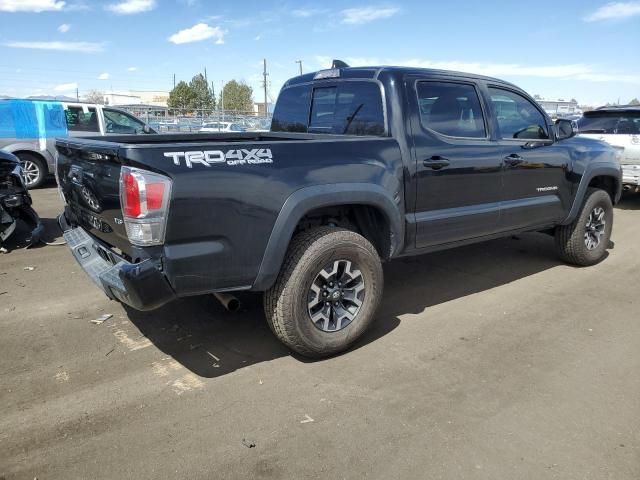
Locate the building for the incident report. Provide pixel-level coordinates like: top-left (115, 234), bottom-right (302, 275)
top-left (103, 90), bottom-right (169, 108)
top-left (537, 98), bottom-right (580, 117)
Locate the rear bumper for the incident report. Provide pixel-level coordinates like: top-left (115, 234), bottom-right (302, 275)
top-left (622, 164), bottom-right (640, 186)
top-left (60, 215), bottom-right (176, 310)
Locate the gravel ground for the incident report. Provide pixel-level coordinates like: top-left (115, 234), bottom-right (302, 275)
top-left (1, 185), bottom-right (639, 479)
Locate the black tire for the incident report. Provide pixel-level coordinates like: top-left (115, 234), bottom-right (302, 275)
top-left (16, 152), bottom-right (47, 189)
top-left (555, 188), bottom-right (613, 266)
top-left (264, 226), bottom-right (383, 358)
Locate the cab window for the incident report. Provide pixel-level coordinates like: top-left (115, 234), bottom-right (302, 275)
top-left (417, 81), bottom-right (486, 138)
top-left (488, 88), bottom-right (549, 140)
top-left (577, 112), bottom-right (640, 134)
top-left (65, 106), bottom-right (100, 133)
top-left (103, 108), bottom-right (146, 134)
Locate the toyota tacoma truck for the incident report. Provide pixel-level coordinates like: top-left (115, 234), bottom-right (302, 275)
top-left (56, 63), bottom-right (622, 358)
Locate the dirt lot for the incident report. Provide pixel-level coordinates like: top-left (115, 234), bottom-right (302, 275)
top-left (1, 185), bottom-right (639, 479)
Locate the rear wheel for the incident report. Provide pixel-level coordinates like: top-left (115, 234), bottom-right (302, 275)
top-left (555, 188), bottom-right (613, 266)
top-left (264, 226), bottom-right (383, 358)
top-left (16, 153), bottom-right (47, 189)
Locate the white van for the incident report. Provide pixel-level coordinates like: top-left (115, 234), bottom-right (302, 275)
top-left (0, 100), bottom-right (156, 188)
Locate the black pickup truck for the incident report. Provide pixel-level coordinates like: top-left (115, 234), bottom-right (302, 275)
top-left (56, 63), bottom-right (622, 357)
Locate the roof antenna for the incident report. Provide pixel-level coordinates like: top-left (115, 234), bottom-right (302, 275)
top-left (332, 59), bottom-right (350, 69)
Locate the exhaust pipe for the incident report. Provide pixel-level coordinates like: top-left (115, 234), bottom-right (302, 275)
top-left (213, 292), bottom-right (241, 312)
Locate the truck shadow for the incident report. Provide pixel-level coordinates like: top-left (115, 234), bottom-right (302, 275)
top-left (615, 191), bottom-right (640, 210)
top-left (124, 231), bottom-right (563, 379)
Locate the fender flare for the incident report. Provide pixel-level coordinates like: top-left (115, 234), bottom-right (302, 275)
top-left (251, 183), bottom-right (404, 291)
top-left (561, 163), bottom-right (622, 225)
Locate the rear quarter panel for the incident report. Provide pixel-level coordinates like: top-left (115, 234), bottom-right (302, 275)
top-left (120, 136), bottom-right (404, 293)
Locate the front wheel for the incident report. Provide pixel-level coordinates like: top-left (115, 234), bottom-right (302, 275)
top-left (555, 188), bottom-right (613, 266)
top-left (264, 226), bottom-right (383, 358)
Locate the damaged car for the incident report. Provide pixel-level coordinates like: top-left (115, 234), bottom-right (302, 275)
top-left (0, 150), bottom-right (42, 249)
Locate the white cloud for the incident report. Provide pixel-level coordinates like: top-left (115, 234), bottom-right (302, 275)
top-left (254, 35), bottom-right (261, 41)
top-left (584, 1), bottom-right (640, 21)
top-left (168, 23), bottom-right (225, 45)
top-left (58, 23), bottom-right (70, 33)
top-left (54, 82), bottom-right (78, 92)
top-left (105, 0), bottom-right (155, 14)
top-left (97, 72), bottom-right (109, 80)
top-left (314, 55), bottom-right (640, 85)
top-left (0, 0), bottom-right (65, 12)
top-left (291, 8), bottom-right (325, 18)
top-left (127, 66), bottom-right (138, 71)
top-left (3, 41), bottom-right (105, 53)
top-left (340, 6), bottom-right (399, 24)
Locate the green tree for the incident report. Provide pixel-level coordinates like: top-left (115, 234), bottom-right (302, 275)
top-left (168, 81), bottom-right (195, 112)
top-left (189, 73), bottom-right (215, 112)
top-left (629, 98), bottom-right (640, 105)
top-left (220, 80), bottom-right (253, 112)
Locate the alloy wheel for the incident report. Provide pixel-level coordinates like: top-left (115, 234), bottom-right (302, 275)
top-left (307, 259), bottom-right (365, 332)
top-left (584, 206), bottom-right (606, 250)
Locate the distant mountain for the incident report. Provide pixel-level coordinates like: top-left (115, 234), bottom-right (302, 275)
top-left (26, 95), bottom-right (78, 101)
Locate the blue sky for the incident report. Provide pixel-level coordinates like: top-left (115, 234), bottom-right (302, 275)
top-left (0, 0), bottom-right (639, 106)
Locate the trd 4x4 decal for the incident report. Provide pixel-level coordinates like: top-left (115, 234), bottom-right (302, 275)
top-left (164, 149), bottom-right (273, 168)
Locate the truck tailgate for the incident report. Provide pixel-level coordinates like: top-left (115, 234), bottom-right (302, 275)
top-left (56, 139), bottom-right (133, 256)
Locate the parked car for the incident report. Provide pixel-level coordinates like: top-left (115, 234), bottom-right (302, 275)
top-left (576, 105), bottom-right (640, 190)
top-left (0, 150), bottom-right (42, 248)
top-left (56, 63), bottom-right (621, 358)
top-left (199, 121), bottom-right (245, 133)
top-left (0, 99), bottom-right (156, 188)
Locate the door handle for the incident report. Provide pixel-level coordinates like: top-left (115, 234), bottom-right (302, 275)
top-left (423, 156), bottom-right (450, 169)
top-left (504, 154), bottom-right (524, 166)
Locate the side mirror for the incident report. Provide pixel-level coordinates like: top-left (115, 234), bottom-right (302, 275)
top-left (142, 124), bottom-right (152, 134)
top-left (555, 119), bottom-right (576, 141)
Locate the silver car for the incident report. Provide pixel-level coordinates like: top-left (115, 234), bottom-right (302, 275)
top-left (0, 100), bottom-right (155, 188)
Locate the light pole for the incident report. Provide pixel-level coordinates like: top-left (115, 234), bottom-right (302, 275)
top-left (295, 60), bottom-right (303, 75)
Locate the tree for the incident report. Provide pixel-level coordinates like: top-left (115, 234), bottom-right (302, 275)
top-left (570, 98), bottom-right (578, 104)
top-left (220, 80), bottom-right (253, 112)
top-left (189, 73), bottom-right (215, 112)
top-left (168, 81), bottom-right (195, 112)
top-left (629, 98), bottom-right (640, 105)
top-left (83, 89), bottom-right (104, 104)
top-left (533, 94), bottom-right (542, 100)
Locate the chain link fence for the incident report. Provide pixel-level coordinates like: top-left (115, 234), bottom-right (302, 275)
top-left (117, 105), bottom-right (273, 133)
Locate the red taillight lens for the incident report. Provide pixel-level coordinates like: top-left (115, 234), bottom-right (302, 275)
top-left (146, 182), bottom-right (165, 211)
top-left (119, 167), bottom-right (172, 246)
top-left (122, 170), bottom-right (141, 218)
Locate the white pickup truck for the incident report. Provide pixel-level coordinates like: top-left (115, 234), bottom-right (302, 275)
top-left (577, 106), bottom-right (640, 191)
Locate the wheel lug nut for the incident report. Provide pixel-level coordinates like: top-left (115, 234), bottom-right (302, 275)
top-left (334, 302), bottom-right (339, 306)
top-left (329, 282), bottom-right (334, 287)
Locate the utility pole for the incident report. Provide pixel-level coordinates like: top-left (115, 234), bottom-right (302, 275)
top-left (220, 80), bottom-right (225, 122)
top-left (295, 60), bottom-right (303, 75)
top-left (173, 74), bottom-right (176, 89)
top-left (263, 58), bottom-right (269, 115)
top-left (76, 87), bottom-right (79, 101)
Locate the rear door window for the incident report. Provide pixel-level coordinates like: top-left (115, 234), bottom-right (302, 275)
top-left (416, 81), bottom-right (486, 138)
top-left (65, 106), bottom-right (100, 133)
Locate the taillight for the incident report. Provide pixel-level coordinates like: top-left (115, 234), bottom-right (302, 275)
top-left (119, 166), bottom-right (172, 246)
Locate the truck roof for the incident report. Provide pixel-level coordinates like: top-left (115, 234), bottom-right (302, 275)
top-left (284, 65), bottom-right (520, 90)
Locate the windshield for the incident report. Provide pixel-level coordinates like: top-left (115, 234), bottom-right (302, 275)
top-left (577, 111), bottom-right (640, 134)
